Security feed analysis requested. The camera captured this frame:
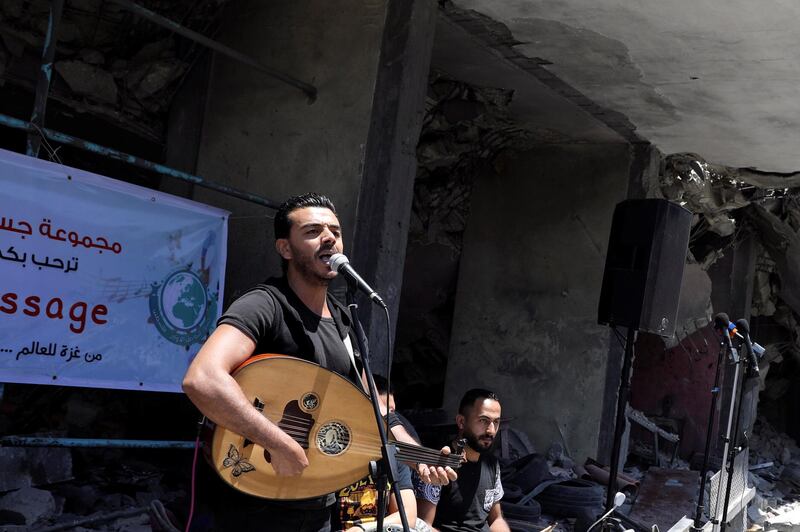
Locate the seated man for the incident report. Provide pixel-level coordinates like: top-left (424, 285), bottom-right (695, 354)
top-left (335, 376), bottom-right (431, 532)
top-left (417, 389), bottom-right (510, 532)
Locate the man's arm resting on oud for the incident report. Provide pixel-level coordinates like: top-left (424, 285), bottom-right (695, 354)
top-left (182, 324), bottom-right (308, 476)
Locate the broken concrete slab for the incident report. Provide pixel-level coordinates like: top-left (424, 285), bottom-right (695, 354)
top-left (130, 38), bottom-right (173, 65)
top-left (0, 447), bottom-right (29, 492)
top-left (0, 487), bottom-right (57, 527)
top-left (78, 48), bottom-right (105, 65)
top-left (28, 445), bottom-right (74, 486)
top-left (127, 59), bottom-right (186, 103)
top-left (0, 444), bottom-right (72, 492)
top-left (55, 60), bottom-right (118, 104)
top-left (107, 511), bottom-right (151, 532)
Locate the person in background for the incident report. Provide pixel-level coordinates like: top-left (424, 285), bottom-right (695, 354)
top-left (417, 389), bottom-right (510, 532)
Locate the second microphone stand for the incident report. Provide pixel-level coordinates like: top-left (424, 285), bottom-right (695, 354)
top-left (346, 285), bottom-right (412, 532)
top-left (692, 324), bottom-right (730, 530)
top-left (718, 327), bottom-right (759, 532)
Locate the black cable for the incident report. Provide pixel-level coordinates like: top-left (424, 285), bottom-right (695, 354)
top-left (384, 304), bottom-right (393, 415)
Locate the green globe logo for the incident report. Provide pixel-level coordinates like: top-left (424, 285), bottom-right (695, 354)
top-left (160, 271), bottom-right (207, 331)
top-left (149, 269), bottom-right (218, 346)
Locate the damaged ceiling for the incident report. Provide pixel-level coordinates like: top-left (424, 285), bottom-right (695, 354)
top-left (0, 0), bottom-right (229, 143)
top-left (454, 0), bottom-right (800, 174)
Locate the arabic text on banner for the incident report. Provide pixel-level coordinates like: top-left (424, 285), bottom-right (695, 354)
top-left (0, 148), bottom-right (229, 392)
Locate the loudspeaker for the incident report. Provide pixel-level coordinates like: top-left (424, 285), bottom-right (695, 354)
top-left (597, 198), bottom-right (693, 337)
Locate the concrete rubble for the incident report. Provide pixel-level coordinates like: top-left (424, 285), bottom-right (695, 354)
top-left (743, 417), bottom-right (800, 532)
top-left (0, 444), bottom-right (186, 531)
top-left (0, 0), bottom-right (230, 142)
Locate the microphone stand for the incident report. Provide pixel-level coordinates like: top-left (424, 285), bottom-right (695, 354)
top-left (712, 338), bottom-right (743, 532)
top-left (346, 284), bottom-right (411, 532)
top-left (719, 331), bottom-right (757, 532)
top-left (692, 327), bottom-right (730, 530)
top-left (605, 326), bottom-right (637, 512)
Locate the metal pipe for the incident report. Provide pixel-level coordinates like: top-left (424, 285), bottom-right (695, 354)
top-left (108, 0), bottom-right (317, 101)
top-left (26, 0), bottom-right (64, 158)
top-left (0, 113), bottom-right (280, 209)
top-left (0, 436), bottom-right (196, 449)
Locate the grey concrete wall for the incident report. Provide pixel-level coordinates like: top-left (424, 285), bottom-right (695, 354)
top-left (193, 0), bottom-right (389, 300)
top-left (443, 143), bottom-right (631, 462)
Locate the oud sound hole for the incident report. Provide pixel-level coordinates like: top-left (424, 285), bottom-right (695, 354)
top-left (316, 421), bottom-right (351, 456)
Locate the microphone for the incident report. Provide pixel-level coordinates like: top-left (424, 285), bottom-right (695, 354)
top-left (330, 254), bottom-right (387, 308)
top-left (727, 321), bottom-right (766, 357)
top-left (734, 319), bottom-right (762, 377)
top-left (713, 313), bottom-right (734, 353)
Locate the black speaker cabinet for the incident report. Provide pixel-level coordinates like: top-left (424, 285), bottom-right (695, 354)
top-left (597, 198), bottom-right (693, 337)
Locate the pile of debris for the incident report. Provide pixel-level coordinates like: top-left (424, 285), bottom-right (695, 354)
top-left (0, 445), bottom-right (188, 531)
top-left (0, 0), bottom-right (231, 141)
top-left (747, 417), bottom-right (800, 530)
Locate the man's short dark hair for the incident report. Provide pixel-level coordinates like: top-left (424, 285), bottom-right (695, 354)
top-left (274, 192), bottom-right (337, 240)
top-left (273, 193), bottom-right (337, 272)
top-left (458, 388), bottom-right (500, 416)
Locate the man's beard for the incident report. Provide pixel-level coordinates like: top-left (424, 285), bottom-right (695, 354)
top-left (291, 247), bottom-right (332, 286)
top-left (464, 430), bottom-right (495, 455)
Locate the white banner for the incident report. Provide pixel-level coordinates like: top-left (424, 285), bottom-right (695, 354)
top-left (0, 148), bottom-right (229, 392)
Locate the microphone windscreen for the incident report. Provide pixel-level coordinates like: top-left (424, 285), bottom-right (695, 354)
top-left (735, 319), bottom-right (750, 333)
top-left (329, 253), bottom-right (350, 272)
top-left (713, 313), bottom-right (730, 328)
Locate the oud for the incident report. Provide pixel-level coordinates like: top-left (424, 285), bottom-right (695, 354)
top-left (208, 355), bottom-right (463, 499)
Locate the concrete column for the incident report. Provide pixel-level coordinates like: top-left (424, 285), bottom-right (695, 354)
top-left (350, 0), bottom-right (437, 375)
top-left (193, 0), bottom-right (391, 301)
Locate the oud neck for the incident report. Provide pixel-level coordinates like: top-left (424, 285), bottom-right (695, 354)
top-left (394, 441), bottom-right (463, 469)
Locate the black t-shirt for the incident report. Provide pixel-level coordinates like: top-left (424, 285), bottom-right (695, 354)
top-left (433, 454), bottom-right (504, 532)
top-left (218, 277), bottom-right (360, 384)
top-left (209, 277), bottom-right (361, 510)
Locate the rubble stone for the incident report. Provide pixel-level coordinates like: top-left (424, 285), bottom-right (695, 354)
top-left (131, 39), bottom-right (173, 65)
top-left (59, 484), bottom-right (100, 515)
top-left (765, 502), bottom-right (800, 532)
top-left (109, 512), bottom-right (151, 532)
top-left (749, 471), bottom-right (776, 494)
top-left (79, 49), bottom-right (105, 65)
top-left (0, 487), bottom-right (57, 526)
top-left (29, 446), bottom-right (73, 486)
top-left (748, 503), bottom-right (767, 525)
top-left (782, 446), bottom-right (793, 465)
top-left (0, 447), bottom-right (30, 492)
top-left (55, 60), bottom-right (118, 104)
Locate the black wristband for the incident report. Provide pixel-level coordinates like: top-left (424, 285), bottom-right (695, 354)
top-left (386, 411), bottom-right (403, 429)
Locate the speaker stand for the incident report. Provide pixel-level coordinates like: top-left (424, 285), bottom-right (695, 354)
top-left (605, 325), bottom-right (637, 511)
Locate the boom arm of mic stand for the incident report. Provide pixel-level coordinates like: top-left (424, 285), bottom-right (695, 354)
top-left (346, 292), bottom-right (411, 532)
